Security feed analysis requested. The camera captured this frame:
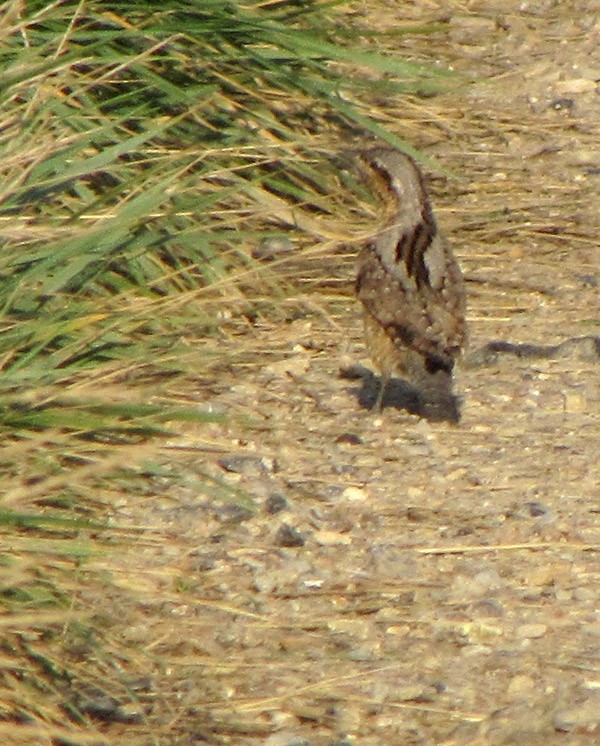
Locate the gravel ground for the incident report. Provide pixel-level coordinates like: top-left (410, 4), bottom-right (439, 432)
top-left (107, 3), bottom-right (600, 744)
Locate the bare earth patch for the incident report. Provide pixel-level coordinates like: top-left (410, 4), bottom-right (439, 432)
top-left (96, 3), bottom-right (599, 744)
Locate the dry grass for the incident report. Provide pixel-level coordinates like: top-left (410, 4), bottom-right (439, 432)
top-left (0, 0), bottom-right (453, 742)
top-left (2, 1), bottom-right (599, 744)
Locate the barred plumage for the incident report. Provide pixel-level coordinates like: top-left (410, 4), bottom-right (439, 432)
top-left (356, 148), bottom-right (467, 421)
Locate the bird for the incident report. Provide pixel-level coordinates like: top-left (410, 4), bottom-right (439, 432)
top-left (355, 147), bottom-right (467, 421)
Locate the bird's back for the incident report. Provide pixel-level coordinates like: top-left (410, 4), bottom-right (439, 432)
top-left (356, 148), bottom-right (467, 411)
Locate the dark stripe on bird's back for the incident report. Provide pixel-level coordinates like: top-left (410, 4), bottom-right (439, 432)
top-left (386, 322), bottom-right (416, 346)
top-left (394, 213), bottom-right (437, 289)
top-left (425, 352), bottom-right (453, 375)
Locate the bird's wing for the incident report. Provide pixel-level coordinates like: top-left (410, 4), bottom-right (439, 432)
top-left (356, 242), bottom-right (466, 374)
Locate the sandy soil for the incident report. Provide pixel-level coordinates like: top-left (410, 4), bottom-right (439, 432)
top-left (104, 3), bottom-right (599, 744)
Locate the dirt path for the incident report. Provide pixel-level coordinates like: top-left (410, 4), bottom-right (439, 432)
top-left (107, 4), bottom-right (599, 744)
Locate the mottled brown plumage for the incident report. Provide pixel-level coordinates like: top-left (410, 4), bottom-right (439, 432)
top-left (356, 148), bottom-right (467, 420)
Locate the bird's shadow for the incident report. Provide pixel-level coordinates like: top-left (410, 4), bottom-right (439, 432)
top-left (340, 364), bottom-right (461, 424)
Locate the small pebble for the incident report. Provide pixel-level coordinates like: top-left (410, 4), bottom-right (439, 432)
top-left (550, 97), bottom-right (575, 111)
top-left (313, 530), bottom-right (352, 546)
top-left (523, 501), bottom-right (548, 517)
top-left (507, 501), bottom-right (549, 519)
top-left (335, 432), bottom-right (363, 445)
top-left (265, 494), bottom-right (288, 514)
top-left (516, 623), bottom-right (547, 639)
top-left (342, 486), bottom-right (368, 502)
top-left (275, 523), bottom-right (306, 547)
top-left (218, 455), bottom-right (271, 476)
top-left (215, 503), bottom-right (253, 524)
top-left (406, 506), bottom-right (427, 522)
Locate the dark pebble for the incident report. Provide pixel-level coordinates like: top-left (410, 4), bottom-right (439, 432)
top-left (576, 273), bottom-right (598, 287)
top-left (524, 500), bottom-right (548, 517)
top-left (508, 501), bottom-right (549, 519)
top-left (406, 506), bottom-right (427, 522)
top-left (275, 523), bottom-right (306, 547)
top-left (550, 97), bottom-right (574, 111)
top-left (265, 494), bottom-right (288, 514)
top-left (215, 503), bottom-right (254, 524)
top-left (335, 432), bottom-right (363, 445)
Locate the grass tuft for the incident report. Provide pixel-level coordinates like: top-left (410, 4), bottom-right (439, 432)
top-left (0, 0), bottom-right (452, 739)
